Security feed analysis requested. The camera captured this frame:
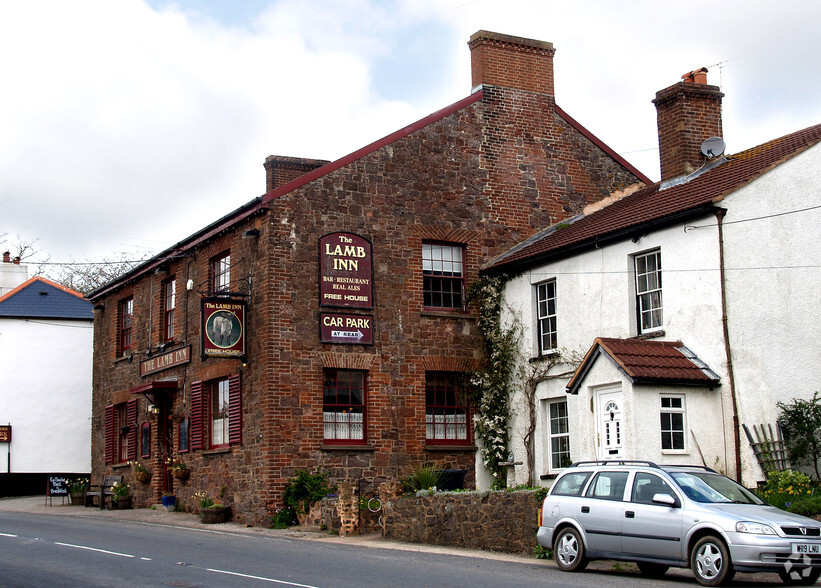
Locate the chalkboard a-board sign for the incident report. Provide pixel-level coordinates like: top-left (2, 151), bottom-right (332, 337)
top-left (47, 476), bottom-right (69, 496)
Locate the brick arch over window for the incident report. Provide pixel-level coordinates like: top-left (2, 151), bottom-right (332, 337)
top-left (320, 352), bottom-right (375, 371)
top-left (421, 356), bottom-right (481, 373)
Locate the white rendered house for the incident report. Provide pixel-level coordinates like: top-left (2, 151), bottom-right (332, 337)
top-left (0, 259), bottom-right (93, 495)
top-left (485, 71), bottom-right (821, 488)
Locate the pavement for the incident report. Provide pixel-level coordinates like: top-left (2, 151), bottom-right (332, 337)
top-left (0, 495), bottom-right (545, 566)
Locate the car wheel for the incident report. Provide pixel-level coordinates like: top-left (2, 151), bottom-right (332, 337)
top-left (691, 535), bottom-right (735, 586)
top-left (637, 562), bottom-right (669, 578)
top-left (779, 566), bottom-right (821, 585)
top-left (553, 527), bottom-right (588, 572)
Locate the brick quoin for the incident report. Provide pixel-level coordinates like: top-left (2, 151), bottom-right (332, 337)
top-left (89, 31), bottom-right (646, 527)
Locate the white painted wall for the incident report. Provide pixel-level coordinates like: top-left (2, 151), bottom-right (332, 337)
top-left (497, 142), bottom-right (821, 488)
top-left (0, 317), bottom-right (92, 473)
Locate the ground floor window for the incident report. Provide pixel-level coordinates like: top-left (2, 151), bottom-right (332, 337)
top-left (425, 372), bottom-right (469, 443)
top-left (140, 421), bottom-right (151, 458)
top-left (660, 395), bottom-right (685, 451)
top-left (323, 369), bottom-right (366, 444)
top-left (105, 399), bottom-right (137, 464)
top-left (190, 374), bottom-right (242, 450)
top-left (548, 399), bottom-right (571, 470)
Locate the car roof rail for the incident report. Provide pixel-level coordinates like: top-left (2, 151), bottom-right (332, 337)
top-left (569, 460), bottom-right (660, 468)
top-left (661, 464), bottom-right (719, 473)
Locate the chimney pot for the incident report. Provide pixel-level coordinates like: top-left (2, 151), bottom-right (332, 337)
top-left (682, 67), bottom-right (709, 85)
top-left (2, 251), bottom-right (9, 263)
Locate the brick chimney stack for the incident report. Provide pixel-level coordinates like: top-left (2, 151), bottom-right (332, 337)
top-left (653, 68), bottom-right (724, 181)
top-left (264, 155), bottom-right (329, 192)
top-left (468, 30), bottom-right (555, 96)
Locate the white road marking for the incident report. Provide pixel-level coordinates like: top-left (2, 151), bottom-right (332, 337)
top-left (207, 568), bottom-right (320, 587)
top-left (55, 542), bottom-right (136, 558)
top-left (0, 533), bottom-right (18, 537)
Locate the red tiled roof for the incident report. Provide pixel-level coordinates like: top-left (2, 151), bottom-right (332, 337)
top-left (567, 337), bottom-right (721, 394)
top-left (489, 122), bottom-right (821, 273)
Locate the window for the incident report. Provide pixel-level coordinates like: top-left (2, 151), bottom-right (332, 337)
top-left (585, 471), bottom-right (629, 501)
top-left (178, 415), bottom-right (189, 453)
top-left (140, 421), bottom-right (151, 458)
top-left (536, 280), bottom-right (557, 353)
top-left (422, 242), bottom-right (464, 309)
top-left (104, 399), bottom-right (137, 464)
top-left (551, 472), bottom-right (592, 496)
top-left (425, 372), bottom-right (469, 443)
top-left (119, 297), bottom-right (133, 355)
top-left (548, 399), bottom-right (570, 470)
top-left (211, 251), bottom-right (231, 294)
top-left (631, 472), bottom-right (676, 504)
top-left (163, 278), bottom-right (176, 342)
top-left (635, 249), bottom-right (662, 333)
top-left (660, 395), bottom-right (685, 451)
top-left (190, 375), bottom-right (241, 450)
top-left (323, 369), bottom-right (366, 444)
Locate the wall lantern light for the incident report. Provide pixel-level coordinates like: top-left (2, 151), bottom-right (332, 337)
top-left (242, 228), bottom-right (260, 240)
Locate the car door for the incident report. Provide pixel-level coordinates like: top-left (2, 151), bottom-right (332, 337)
top-left (621, 472), bottom-right (686, 561)
top-left (577, 470), bottom-right (630, 555)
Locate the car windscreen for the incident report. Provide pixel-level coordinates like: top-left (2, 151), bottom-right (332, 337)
top-left (670, 471), bottom-right (765, 504)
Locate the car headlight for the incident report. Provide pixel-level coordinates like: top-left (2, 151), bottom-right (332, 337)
top-left (736, 521), bottom-right (776, 535)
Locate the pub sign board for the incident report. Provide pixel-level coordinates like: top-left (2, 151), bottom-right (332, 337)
top-left (140, 345), bottom-right (191, 377)
top-left (0, 425), bottom-right (10, 442)
top-left (320, 312), bottom-right (374, 345)
top-left (319, 232), bottom-right (373, 309)
top-left (201, 299), bottom-right (245, 358)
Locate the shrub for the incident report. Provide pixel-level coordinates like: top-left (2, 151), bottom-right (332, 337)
top-left (534, 545), bottom-right (552, 559)
top-left (401, 465), bottom-right (446, 494)
top-left (282, 469), bottom-right (336, 514)
top-left (758, 470), bottom-right (815, 509)
top-left (787, 496), bottom-right (821, 517)
top-left (270, 507), bottom-right (298, 529)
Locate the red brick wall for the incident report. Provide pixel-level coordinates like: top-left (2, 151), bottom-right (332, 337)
top-left (653, 80), bottom-right (724, 181)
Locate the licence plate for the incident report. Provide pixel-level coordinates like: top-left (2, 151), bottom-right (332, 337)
top-left (792, 543), bottom-right (821, 554)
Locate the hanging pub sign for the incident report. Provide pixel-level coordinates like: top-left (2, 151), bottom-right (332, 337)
top-left (0, 425), bottom-right (10, 442)
top-left (319, 232), bottom-right (373, 309)
top-left (320, 312), bottom-right (374, 345)
top-left (201, 299), bottom-right (245, 359)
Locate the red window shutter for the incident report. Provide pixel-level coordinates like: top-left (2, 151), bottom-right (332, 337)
top-left (228, 373), bottom-right (242, 445)
top-left (126, 399), bottom-right (138, 461)
top-left (104, 405), bottom-right (115, 464)
top-left (190, 380), bottom-right (203, 450)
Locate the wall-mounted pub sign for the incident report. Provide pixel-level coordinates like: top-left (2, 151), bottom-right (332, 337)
top-left (140, 345), bottom-right (191, 377)
top-left (319, 232), bottom-right (373, 309)
top-left (201, 299), bottom-right (246, 359)
top-left (320, 312), bottom-right (374, 345)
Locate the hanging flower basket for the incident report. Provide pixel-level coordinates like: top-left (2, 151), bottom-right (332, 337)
top-left (172, 467), bottom-right (190, 481)
top-left (135, 470), bottom-right (152, 484)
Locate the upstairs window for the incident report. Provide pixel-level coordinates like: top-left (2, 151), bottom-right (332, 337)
top-left (119, 297), bottom-right (133, 355)
top-left (163, 278), bottom-right (176, 342)
top-left (422, 242), bottom-right (464, 310)
top-left (425, 372), bottom-right (469, 443)
top-left (323, 369), bottom-right (366, 444)
top-left (536, 279), bottom-right (557, 354)
top-left (211, 251), bottom-right (231, 294)
top-left (635, 249), bottom-right (662, 333)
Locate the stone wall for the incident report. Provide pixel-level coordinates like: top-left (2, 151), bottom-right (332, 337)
top-left (382, 490), bottom-right (542, 555)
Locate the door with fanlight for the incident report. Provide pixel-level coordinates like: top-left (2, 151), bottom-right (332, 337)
top-left (596, 388), bottom-right (624, 460)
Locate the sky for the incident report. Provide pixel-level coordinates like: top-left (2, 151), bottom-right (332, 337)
top-left (2, 0), bottom-right (820, 270)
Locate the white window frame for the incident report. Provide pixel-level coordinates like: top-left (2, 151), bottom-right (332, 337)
top-left (634, 249), bottom-right (663, 334)
top-left (547, 399), bottom-right (570, 471)
top-left (536, 279), bottom-right (557, 355)
top-left (660, 394), bottom-right (686, 452)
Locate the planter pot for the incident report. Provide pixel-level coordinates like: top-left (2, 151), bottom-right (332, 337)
top-left (135, 471), bottom-right (151, 484)
top-left (111, 496), bottom-right (132, 510)
top-left (172, 468), bottom-right (190, 481)
top-left (70, 492), bottom-right (85, 506)
top-left (200, 506), bottom-right (229, 524)
top-left (161, 496), bottom-right (177, 512)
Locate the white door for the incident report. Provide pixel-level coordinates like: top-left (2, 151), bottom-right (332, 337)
top-left (596, 389), bottom-right (624, 460)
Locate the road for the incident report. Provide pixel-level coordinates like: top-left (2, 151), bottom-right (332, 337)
top-left (0, 500), bottom-right (793, 587)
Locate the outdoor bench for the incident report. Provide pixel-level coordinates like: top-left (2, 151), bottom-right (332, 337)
top-left (84, 475), bottom-right (122, 509)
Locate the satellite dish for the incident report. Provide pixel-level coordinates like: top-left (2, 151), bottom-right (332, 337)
top-left (700, 137), bottom-right (726, 158)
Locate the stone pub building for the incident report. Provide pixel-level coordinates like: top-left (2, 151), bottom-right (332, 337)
top-left (89, 31), bottom-right (647, 525)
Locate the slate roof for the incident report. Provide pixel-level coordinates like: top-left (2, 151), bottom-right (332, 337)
top-left (566, 337), bottom-right (721, 394)
top-left (487, 122), bottom-right (821, 274)
top-left (0, 277), bottom-right (93, 320)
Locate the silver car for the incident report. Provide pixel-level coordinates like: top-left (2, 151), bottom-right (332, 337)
top-left (537, 461), bottom-right (821, 586)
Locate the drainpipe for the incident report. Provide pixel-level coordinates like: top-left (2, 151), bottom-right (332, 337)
top-left (716, 208), bottom-right (742, 482)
